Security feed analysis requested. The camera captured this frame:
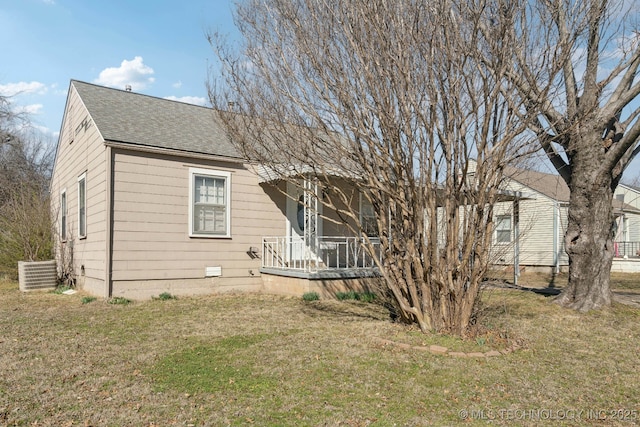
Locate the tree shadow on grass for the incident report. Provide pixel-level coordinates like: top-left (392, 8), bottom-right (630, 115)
top-left (300, 299), bottom-right (391, 321)
top-left (485, 277), bottom-right (640, 308)
top-left (482, 278), bottom-right (562, 298)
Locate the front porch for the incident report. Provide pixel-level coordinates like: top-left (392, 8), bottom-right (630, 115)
top-left (259, 236), bottom-right (383, 297)
top-left (614, 241), bottom-right (640, 258)
top-left (612, 241), bottom-right (640, 272)
top-left (261, 236), bottom-right (381, 277)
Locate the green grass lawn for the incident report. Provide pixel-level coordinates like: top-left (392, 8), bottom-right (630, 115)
top-left (0, 277), bottom-right (639, 426)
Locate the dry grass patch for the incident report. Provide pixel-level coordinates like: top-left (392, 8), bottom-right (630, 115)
top-left (1, 279), bottom-right (639, 426)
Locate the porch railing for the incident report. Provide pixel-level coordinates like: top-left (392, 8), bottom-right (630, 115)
top-left (614, 241), bottom-right (640, 258)
top-left (262, 236), bottom-right (381, 273)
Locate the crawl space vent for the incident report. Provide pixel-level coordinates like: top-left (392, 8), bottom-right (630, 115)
top-left (205, 266), bottom-right (222, 277)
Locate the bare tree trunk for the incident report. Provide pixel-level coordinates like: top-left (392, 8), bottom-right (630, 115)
top-left (464, 0), bottom-right (640, 313)
top-left (557, 136), bottom-right (614, 310)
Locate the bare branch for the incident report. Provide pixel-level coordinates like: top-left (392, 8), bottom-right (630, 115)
top-left (210, 0), bottom-right (533, 334)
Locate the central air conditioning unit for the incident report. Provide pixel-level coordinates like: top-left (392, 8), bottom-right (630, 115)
top-left (18, 260), bottom-right (57, 292)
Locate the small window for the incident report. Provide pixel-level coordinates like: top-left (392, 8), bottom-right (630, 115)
top-left (495, 215), bottom-right (511, 243)
top-left (60, 190), bottom-right (67, 240)
top-left (78, 173), bottom-right (86, 238)
top-left (297, 195), bottom-right (305, 231)
top-left (189, 168), bottom-right (231, 237)
top-left (360, 194), bottom-right (378, 237)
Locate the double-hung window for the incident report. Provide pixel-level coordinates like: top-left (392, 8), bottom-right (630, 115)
top-left (359, 194), bottom-right (378, 237)
top-left (189, 168), bottom-right (231, 237)
top-left (495, 214), bottom-right (511, 244)
top-left (78, 173), bottom-right (86, 238)
top-left (60, 190), bottom-right (67, 240)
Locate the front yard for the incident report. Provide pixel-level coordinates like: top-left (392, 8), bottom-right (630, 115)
top-left (0, 276), bottom-right (639, 426)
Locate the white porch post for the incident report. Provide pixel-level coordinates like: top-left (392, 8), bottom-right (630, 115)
top-left (513, 197), bottom-right (520, 286)
top-left (303, 177), bottom-right (319, 268)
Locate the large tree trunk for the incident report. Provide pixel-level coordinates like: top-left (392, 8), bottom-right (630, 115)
top-left (556, 140), bottom-right (614, 311)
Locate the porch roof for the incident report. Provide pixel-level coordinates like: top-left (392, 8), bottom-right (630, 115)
top-left (254, 164), bottom-right (357, 183)
top-left (256, 168), bottom-right (535, 205)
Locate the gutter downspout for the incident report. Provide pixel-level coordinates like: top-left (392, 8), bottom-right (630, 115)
top-left (553, 200), bottom-right (559, 274)
top-left (105, 146), bottom-right (113, 298)
top-left (513, 198), bottom-right (520, 286)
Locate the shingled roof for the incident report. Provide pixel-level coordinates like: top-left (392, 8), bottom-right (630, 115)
top-left (506, 165), bottom-right (640, 213)
top-left (72, 80), bottom-right (242, 160)
top-left (505, 166), bottom-right (571, 202)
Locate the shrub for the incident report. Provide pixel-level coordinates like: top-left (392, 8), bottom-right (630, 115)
top-left (336, 291), bottom-right (358, 300)
top-left (336, 291), bottom-right (376, 302)
top-left (154, 292), bottom-right (176, 301)
top-left (108, 297), bottom-right (132, 305)
top-left (0, 186), bottom-right (53, 279)
top-left (359, 292), bottom-right (376, 303)
top-left (302, 292), bottom-right (320, 301)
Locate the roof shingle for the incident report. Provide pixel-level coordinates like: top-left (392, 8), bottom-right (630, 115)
top-left (72, 80), bottom-right (241, 159)
top-left (505, 167), bottom-right (570, 202)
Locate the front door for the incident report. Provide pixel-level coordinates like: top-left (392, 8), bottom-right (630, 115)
top-left (285, 180), bottom-right (322, 268)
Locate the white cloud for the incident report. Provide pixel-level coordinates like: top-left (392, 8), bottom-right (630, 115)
top-left (0, 81), bottom-right (48, 97)
top-left (29, 124), bottom-right (58, 140)
top-left (172, 80), bottom-right (183, 89)
top-left (94, 56), bottom-right (155, 90)
top-left (17, 104), bottom-right (44, 115)
top-left (164, 95), bottom-right (207, 106)
top-left (42, 0), bottom-right (55, 4)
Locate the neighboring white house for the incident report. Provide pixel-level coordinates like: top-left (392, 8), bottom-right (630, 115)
top-left (609, 183), bottom-right (640, 272)
top-left (490, 166), bottom-right (640, 273)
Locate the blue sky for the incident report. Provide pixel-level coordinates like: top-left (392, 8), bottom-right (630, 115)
top-left (3, 0), bottom-right (640, 181)
top-left (0, 0), bottom-right (237, 140)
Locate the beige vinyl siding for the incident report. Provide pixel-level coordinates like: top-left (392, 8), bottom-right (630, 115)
top-left (557, 204), bottom-right (569, 265)
top-left (627, 215), bottom-right (640, 242)
top-left (518, 198), bottom-right (564, 266)
top-left (321, 178), bottom-right (364, 238)
top-left (613, 185), bottom-right (640, 244)
top-left (492, 179), bottom-right (568, 268)
top-left (50, 84), bottom-right (108, 296)
top-left (615, 185), bottom-right (640, 210)
top-left (110, 150), bottom-right (285, 284)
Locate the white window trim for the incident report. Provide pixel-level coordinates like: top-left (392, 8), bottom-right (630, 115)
top-left (188, 167), bottom-right (232, 238)
top-left (78, 173), bottom-right (87, 239)
top-left (359, 192), bottom-right (377, 237)
top-left (60, 188), bottom-right (67, 241)
top-left (495, 214), bottom-right (511, 244)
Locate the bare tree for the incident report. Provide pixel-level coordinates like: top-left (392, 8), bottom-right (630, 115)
top-left (1, 94), bottom-right (51, 202)
top-left (0, 183), bottom-right (53, 277)
top-left (0, 93), bottom-right (54, 278)
top-left (465, 0), bottom-right (640, 310)
top-left (209, 0), bottom-right (533, 334)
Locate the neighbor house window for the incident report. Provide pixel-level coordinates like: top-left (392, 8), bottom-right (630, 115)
top-left (189, 168), bottom-right (231, 237)
top-left (60, 190), bottom-right (67, 240)
top-left (78, 173), bottom-right (86, 238)
top-left (359, 194), bottom-right (378, 237)
top-left (495, 215), bottom-right (511, 243)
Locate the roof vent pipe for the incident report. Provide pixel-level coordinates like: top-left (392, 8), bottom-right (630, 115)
top-left (125, 85), bottom-right (132, 92)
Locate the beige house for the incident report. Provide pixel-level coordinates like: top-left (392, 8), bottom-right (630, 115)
top-left (492, 167), bottom-right (640, 274)
top-left (52, 81), bottom-right (640, 299)
top-left (50, 81), bottom-right (379, 299)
